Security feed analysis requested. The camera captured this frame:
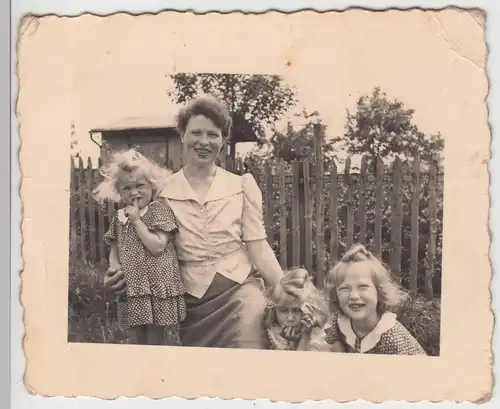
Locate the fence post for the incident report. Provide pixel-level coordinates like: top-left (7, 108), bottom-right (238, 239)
top-left (303, 159), bottom-right (313, 275)
top-left (374, 156), bottom-right (384, 259)
top-left (97, 158), bottom-right (106, 264)
top-left (345, 157), bottom-right (354, 249)
top-left (314, 123), bottom-right (325, 287)
top-left (77, 157), bottom-right (87, 265)
top-left (410, 157), bottom-right (421, 299)
top-left (390, 157), bottom-right (403, 281)
top-left (279, 159), bottom-right (287, 269)
top-left (329, 161), bottom-right (339, 264)
top-left (426, 161), bottom-right (438, 299)
top-left (86, 157), bottom-right (97, 266)
top-left (291, 160), bottom-right (300, 267)
top-left (264, 163), bottom-right (274, 247)
top-left (358, 156), bottom-right (367, 245)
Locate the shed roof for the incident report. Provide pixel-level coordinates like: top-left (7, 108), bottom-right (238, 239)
top-left (90, 115), bottom-right (178, 133)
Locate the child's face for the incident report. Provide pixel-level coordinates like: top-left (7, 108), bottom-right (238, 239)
top-left (117, 172), bottom-right (153, 209)
top-left (275, 300), bottom-right (303, 328)
top-left (336, 264), bottom-right (378, 324)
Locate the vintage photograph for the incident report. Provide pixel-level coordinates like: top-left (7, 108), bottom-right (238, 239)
top-left (67, 71), bottom-right (443, 355)
top-left (18, 9), bottom-right (490, 401)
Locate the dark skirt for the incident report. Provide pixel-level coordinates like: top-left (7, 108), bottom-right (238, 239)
top-left (180, 273), bottom-right (269, 349)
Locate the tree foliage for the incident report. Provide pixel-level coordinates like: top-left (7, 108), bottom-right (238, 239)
top-left (166, 73), bottom-right (297, 144)
top-left (341, 86), bottom-right (444, 168)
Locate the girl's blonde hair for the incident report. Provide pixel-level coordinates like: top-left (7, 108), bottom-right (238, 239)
top-left (93, 149), bottom-right (173, 204)
top-left (265, 267), bottom-right (329, 327)
top-left (325, 244), bottom-right (408, 315)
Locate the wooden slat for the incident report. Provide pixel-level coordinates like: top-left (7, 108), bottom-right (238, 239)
top-left (329, 161), bottom-right (339, 264)
top-left (426, 161), bottom-right (438, 299)
top-left (291, 160), bottom-right (300, 267)
top-left (314, 124), bottom-right (325, 287)
top-left (279, 159), bottom-right (287, 268)
top-left (77, 157), bottom-right (87, 264)
top-left (358, 156), bottom-right (367, 245)
top-left (303, 159), bottom-right (313, 274)
top-left (87, 157), bottom-right (97, 265)
top-left (69, 158), bottom-right (77, 267)
top-left (97, 157), bottom-right (106, 263)
top-left (374, 156), bottom-right (384, 258)
top-left (264, 163), bottom-right (274, 246)
top-left (410, 157), bottom-right (421, 299)
top-left (345, 157), bottom-right (354, 249)
top-left (390, 157), bottom-right (403, 280)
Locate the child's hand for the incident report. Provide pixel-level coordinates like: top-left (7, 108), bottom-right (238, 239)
top-left (124, 199), bottom-right (141, 223)
top-left (300, 303), bottom-right (317, 329)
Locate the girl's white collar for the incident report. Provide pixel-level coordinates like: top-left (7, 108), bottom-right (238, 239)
top-left (117, 205), bottom-right (149, 224)
top-left (338, 311), bottom-right (397, 353)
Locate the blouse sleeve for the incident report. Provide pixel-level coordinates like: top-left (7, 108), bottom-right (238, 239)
top-left (103, 216), bottom-right (118, 245)
top-left (145, 200), bottom-right (178, 233)
top-left (241, 173), bottom-right (267, 241)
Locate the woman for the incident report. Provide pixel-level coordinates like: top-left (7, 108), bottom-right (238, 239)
top-left (103, 94), bottom-right (284, 349)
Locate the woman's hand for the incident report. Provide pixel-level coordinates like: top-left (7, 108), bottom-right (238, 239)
top-left (103, 267), bottom-right (126, 295)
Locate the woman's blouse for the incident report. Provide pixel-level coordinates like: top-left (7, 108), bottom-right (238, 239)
top-left (158, 167), bottom-right (267, 299)
top-left (324, 311), bottom-right (427, 355)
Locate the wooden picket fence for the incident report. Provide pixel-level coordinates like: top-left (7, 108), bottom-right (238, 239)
top-left (69, 150), bottom-right (443, 300)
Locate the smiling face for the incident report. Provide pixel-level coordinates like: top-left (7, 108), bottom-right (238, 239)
top-left (116, 171), bottom-right (153, 209)
top-left (336, 264), bottom-right (379, 326)
top-left (182, 115), bottom-right (224, 167)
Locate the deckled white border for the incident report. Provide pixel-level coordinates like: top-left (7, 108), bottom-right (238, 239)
top-left (11, 0), bottom-right (499, 407)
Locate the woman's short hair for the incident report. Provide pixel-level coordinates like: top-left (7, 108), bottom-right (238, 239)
top-left (176, 94), bottom-right (233, 141)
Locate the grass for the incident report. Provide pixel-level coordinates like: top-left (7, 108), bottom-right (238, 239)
top-left (68, 263), bottom-right (441, 355)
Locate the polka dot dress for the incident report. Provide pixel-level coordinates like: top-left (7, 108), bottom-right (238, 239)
top-left (104, 200), bottom-right (186, 332)
top-left (325, 315), bottom-right (427, 355)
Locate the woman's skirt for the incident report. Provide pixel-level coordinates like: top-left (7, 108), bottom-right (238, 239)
top-left (180, 273), bottom-right (269, 349)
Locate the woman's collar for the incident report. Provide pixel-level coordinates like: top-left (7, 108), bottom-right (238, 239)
top-left (159, 166), bottom-right (243, 203)
top-left (338, 311), bottom-right (397, 353)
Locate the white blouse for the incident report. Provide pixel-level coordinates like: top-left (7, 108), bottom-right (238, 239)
top-left (158, 167), bottom-right (267, 298)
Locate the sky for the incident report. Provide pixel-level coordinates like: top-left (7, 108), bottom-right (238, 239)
top-left (68, 10), bottom-right (486, 167)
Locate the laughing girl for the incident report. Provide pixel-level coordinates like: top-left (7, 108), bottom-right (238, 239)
top-left (324, 244), bottom-right (426, 355)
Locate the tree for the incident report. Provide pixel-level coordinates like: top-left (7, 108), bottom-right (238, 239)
top-left (341, 86), bottom-right (444, 169)
top-left (242, 109), bottom-right (339, 176)
top-left (166, 73), bottom-right (297, 145)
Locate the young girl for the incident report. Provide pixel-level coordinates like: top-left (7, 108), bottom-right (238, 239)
top-left (94, 149), bottom-right (186, 346)
top-left (264, 267), bottom-right (342, 352)
top-left (324, 244), bottom-right (426, 355)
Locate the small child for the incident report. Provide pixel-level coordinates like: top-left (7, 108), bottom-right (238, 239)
top-left (94, 149), bottom-right (186, 346)
top-left (264, 267), bottom-right (337, 352)
top-left (324, 244), bottom-right (426, 355)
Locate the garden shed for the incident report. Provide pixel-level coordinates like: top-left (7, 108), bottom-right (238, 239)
top-left (89, 115), bottom-right (257, 172)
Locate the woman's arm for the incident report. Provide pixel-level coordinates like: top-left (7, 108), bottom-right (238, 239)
top-left (246, 239), bottom-right (284, 287)
top-left (108, 242), bottom-right (121, 270)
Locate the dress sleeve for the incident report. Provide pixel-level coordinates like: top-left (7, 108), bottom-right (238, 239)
top-left (324, 314), bottom-right (342, 345)
top-left (241, 173), bottom-right (267, 241)
top-left (145, 201), bottom-right (178, 233)
top-left (103, 216), bottom-right (118, 245)
top-left (381, 323), bottom-right (428, 355)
